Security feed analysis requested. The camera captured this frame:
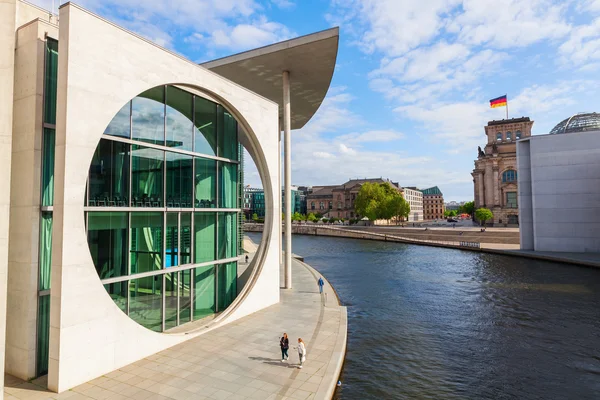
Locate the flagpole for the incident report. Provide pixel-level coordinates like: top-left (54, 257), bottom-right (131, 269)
top-left (506, 94), bottom-right (508, 120)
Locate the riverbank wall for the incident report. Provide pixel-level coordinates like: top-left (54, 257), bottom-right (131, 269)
top-left (245, 223), bottom-right (600, 269)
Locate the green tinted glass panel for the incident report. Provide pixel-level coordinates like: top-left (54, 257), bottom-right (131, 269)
top-left (87, 212), bottom-right (128, 279)
top-left (131, 145), bottom-right (163, 207)
top-left (166, 86), bottom-right (193, 151)
top-left (165, 272), bottom-right (178, 330)
top-left (180, 269), bottom-right (191, 323)
top-left (130, 212), bottom-right (163, 274)
top-left (39, 212), bottom-right (52, 290)
top-left (166, 153), bottom-right (193, 208)
top-left (194, 266), bottom-right (215, 320)
top-left (194, 96), bottom-right (217, 156)
top-left (104, 281), bottom-right (128, 314)
top-left (132, 86), bottom-right (165, 145)
top-left (220, 110), bottom-right (238, 160)
top-left (219, 162), bottom-right (237, 208)
top-left (44, 39), bottom-right (58, 125)
top-left (181, 213), bottom-right (192, 265)
top-left (104, 102), bottom-right (131, 138)
top-left (129, 276), bottom-right (162, 332)
top-left (217, 262), bottom-right (237, 311)
top-left (195, 157), bottom-right (216, 208)
top-left (166, 213), bottom-right (178, 267)
top-left (88, 139), bottom-right (129, 207)
top-left (41, 128), bottom-right (55, 206)
top-left (194, 213), bottom-right (215, 263)
top-left (36, 295), bottom-right (50, 376)
top-left (218, 213), bottom-right (237, 260)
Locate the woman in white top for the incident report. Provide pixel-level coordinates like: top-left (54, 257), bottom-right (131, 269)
top-left (297, 338), bottom-right (306, 369)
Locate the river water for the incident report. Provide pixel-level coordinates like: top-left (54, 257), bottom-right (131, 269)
top-left (247, 233), bottom-right (600, 399)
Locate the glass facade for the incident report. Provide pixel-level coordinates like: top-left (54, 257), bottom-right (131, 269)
top-left (86, 85), bottom-right (241, 332)
top-left (36, 38), bottom-right (58, 377)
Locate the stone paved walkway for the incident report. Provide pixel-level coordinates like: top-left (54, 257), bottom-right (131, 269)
top-left (4, 259), bottom-right (347, 400)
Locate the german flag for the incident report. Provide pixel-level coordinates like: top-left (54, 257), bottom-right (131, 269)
top-left (490, 95), bottom-right (507, 108)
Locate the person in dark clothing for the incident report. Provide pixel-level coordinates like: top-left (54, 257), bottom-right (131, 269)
top-left (245, 254), bottom-right (249, 263)
top-left (280, 333), bottom-right (289, 361)
top-left (318, 277), bottom-right (325, 294)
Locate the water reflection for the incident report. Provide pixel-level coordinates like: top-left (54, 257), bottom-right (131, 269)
top-left (247, 233), bottom-right (600, 400)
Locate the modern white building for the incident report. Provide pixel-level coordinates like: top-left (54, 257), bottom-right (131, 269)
top-left (0, 1), bottom-right (338, 396)
top-left (518, 113), bottom-right (600, 253)
top-left (402, 187), bottom-right (424, 222)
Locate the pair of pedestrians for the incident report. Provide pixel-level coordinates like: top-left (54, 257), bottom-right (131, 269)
top-left (279, 333), bottom-right (307, 369)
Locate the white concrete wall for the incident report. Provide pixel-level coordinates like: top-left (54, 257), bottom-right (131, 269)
top-left (517, 140), bottom-right (534, 250)
top-left (5, 18), bottom-right (57, 381)
top-left (0, 1), bottom-right (17, 398)
top-left (49, 3), bottom-right (280, 392)
top-left (520, 131), bottom-right (600, 252)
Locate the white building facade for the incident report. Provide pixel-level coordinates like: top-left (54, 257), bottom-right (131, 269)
top-left (402, 187), bottom-right (424, 222)
top-left (0, 1), bottom-right (338, 396)
top-left (518, 113), bottom-right (600, 253)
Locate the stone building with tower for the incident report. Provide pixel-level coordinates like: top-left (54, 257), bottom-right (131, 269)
top-left (472, 117), bottom-right (534, 226)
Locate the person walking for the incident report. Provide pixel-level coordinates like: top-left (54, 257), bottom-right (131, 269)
top-left (318, 276), bottom-right (324, 294)
top-left (280, 333), bottom-right (289, 361)
top-left (297, 338), bottom-right (306, 369)
top-left (245, 254), bottom-right (249, 263)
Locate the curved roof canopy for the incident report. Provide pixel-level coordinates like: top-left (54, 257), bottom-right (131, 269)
top-left (202, 27), bottom-right (339, 130)
top-left (549, 112), bottom-right (600, 134)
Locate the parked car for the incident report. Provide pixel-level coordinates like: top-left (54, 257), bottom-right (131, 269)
top-left (447, 218), bottom-right (458, 223)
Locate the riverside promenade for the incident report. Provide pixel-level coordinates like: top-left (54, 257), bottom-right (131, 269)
top-left (4, 259), bottom-right (347, 400)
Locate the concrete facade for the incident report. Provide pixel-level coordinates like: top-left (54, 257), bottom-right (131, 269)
top-left (0, 1), bottom-right (300, 394)
top-left (517, 130), bottom-right (600, 252)
top-left (402, 187), bottom-right (423, 222)
top-left (472, 117), bottom-right (533, 226)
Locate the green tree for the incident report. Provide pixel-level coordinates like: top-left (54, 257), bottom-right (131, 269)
top-left (475, 208), bottom-right (493, 226)
top-left (307, 213), bottom-right (317, 223)
top-left (444, 210), bottom-right (458, 217)
top-left (252, 213), bottom-right (258, 221)
top-left (459, 201), bottom-right (475, 216)
top-left (292, 212), bottom-right (303, 222)
top-left (355, 182), bottom-right (385, 220)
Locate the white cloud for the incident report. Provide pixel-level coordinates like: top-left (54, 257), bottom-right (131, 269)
top-left (271, 0), bottom-right (295, 9)
top-left (29, 0), bottom-right (292, 53)
top-left (209, 17), bottom-right (293, 51)
top-left (559, 18), bottom-right (600, 68)
top-left (337, 130), bottom-right (405, 143)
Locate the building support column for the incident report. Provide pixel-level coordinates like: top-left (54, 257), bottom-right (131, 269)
top-left (477, 172), bottom-right (485, 208)
top-left (283, 71), bottom-right (292, 289)
top-left (278, 121), bottom-right (282, 267)
top-left (493, 165), bottom-right (499, 207)
top-left (0, 2), bottom-right (17, 398)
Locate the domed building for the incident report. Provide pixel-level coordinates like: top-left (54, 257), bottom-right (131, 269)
top-left (549, 112), bottom-right (600, 134)
top-left (517, 113), bottom-right (600, 253)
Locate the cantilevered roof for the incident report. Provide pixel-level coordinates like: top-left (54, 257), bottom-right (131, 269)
top-left (202, 27), bottom-right (339, 130)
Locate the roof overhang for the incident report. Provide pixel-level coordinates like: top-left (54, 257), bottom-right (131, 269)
top-left (202, 27), bottom-right (339, 130)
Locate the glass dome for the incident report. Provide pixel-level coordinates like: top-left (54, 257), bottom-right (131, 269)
top-left (549, 112), bottom-right (600, 134)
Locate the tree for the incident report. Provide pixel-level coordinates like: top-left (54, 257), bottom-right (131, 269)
top-left (292, 212), bottom-right (303, 222)
top-left (252, 213), bottom-right (258, 221)
top-left (307, 213), bottom-right (317, 223)
top-left (459, 201), bottom-right (475, 216)
top-left (444, 210), bottom-right (457, 217)
top-left (475, 208), bottom-right (493, 226)
top-left (355, 182), bottom-right (409, 222)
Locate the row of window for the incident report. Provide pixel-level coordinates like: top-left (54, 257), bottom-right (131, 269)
top-left (104, 262), bottom-right (236, 332)
top-left (88, 140), bottom-right (238, 209)
top-left (105, 85), bottom-right (238, 160)
top-left (496, 130), bottom-right (522, 142)
top-left (87, 211), bottom-right (238, 280)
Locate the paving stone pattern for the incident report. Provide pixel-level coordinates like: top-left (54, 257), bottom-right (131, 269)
top-left (4, 259), bottom-right (347, 400)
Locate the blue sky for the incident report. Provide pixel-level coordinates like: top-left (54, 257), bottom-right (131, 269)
top-left (34, 0), bottom-right (600, 201)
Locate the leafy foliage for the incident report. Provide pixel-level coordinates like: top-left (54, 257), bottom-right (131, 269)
top-left (475, 208), bottom-right (493, 225)
top-left (459, 201), bottom-right (475, 216)
top-left (355, 182), bottom-right (410, 222)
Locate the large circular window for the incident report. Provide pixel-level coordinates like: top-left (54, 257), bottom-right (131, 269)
top-left (85, 85), bottom-right (242, 332)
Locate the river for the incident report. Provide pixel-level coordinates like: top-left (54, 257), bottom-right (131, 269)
top-left (247, 233), bottom-right (600, 399)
